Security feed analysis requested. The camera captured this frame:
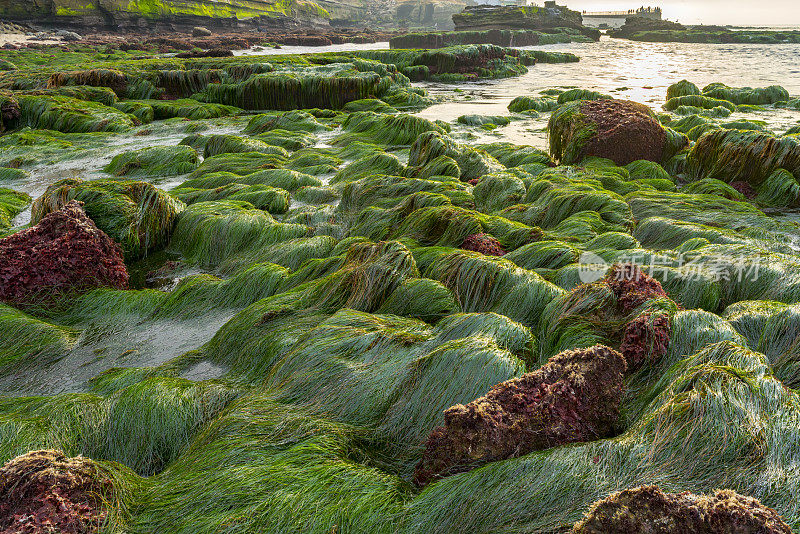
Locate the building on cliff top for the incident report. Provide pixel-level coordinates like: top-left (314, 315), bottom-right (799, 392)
top-left (581, 6), bottom-right (662, 29)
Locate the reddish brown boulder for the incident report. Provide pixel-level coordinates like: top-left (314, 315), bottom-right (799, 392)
top-left (580, 99), bottom-right (666, 165)
top-left (0, 200), bottom-right (128, 305)
top-left (461, 233), bottom-right (506, 256)
top-left (550, 99), bottom-right (686, 165)
top-left (573, 486), bottom-right (791, 534)
top-left (619, 313), bottom-right (671, 371)
top-left (730, 180), bottom-right (757, 199)
top-left (605, 263), bottom-right (669, 315)
top-left (0, 450), bottom-right (111, 534)
top-left (414, 345), bottom-right (626, 486)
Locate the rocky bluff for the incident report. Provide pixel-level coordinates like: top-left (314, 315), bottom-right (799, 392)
top-left (0, 0), bottom-right (331, 32)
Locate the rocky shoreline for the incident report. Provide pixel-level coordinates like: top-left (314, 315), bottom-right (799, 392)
top-left (0, 23), bottom-right (401, 52)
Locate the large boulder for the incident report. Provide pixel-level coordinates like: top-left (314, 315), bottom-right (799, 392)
top-left (414, 345), bottom-right (626, 486)
top-left (192, 26), bottom-right (213, 37)
top-left (549, 98), bottom-right (688, 165)
top-left (573, 486), bottom-right (792, 533)
top-left (0, 201), bottom-right (128, 304)
top-left (0, 449), bottom-right (112, 534)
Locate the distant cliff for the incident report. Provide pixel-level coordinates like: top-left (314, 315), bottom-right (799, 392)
top-left (0, 0), bottom-right (330, 31)
top-left (453, 4), bottom-right (580, 31)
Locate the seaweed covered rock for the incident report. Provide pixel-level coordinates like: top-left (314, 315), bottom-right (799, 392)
top-left (193, 64), bottom-right (394, 110)
top-left (0, 449), bottom-right (111, 534)
top-left (0, 201), bottom-right (127, 304)
top-left (702, 82), bottom-right (790, 106)
top-left (104, 145), bottom-right (200, 177)
top-left (687, 129), bottom-right (800, 187)
top-left (572, 486), bottom-right (791, 534)
top-left (12, 95), bottom-right (136, 133)
top-left (461, 233), bottom-right (505, 256)
top-left (606, 263), bottom-right (669, 315)
top-left (414, 345), bottom-right (626, 486)
top-left (549, 99), bottom-right (687, 166)
top-left (508, 95), bottom-right (558, 113)
top-left (619, 313), bottom-right (671, 371)
top-left (408, 131), bottom-right (504, 181)
top-left (31, 178), bottom-right (184, 260)
top-left (666, 79), bottom-right (700, 100)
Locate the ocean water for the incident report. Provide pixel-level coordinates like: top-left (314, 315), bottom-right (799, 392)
top-left (415, 36), bottom-right (800, 147)
top-left (239, 35), bottom-right (800, 148)
top-left (5, 36), bottom-right (800, 218)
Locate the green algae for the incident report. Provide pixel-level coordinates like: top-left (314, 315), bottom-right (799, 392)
top-left (666, 79), bottom-right (700, 100)
top-left (0, 187), bottom-right (30, 229)
top-left (13, 94), bottom-right (137, 133)
top-left (31, 178), bottom-right (184, 260)
top-left (3, 40), bottom-right (800, 534)
top-left (105, 145), bottom-right (200, 177)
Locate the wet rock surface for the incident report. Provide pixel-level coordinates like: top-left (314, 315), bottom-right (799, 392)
top-left (572, 486), bottom-right (792, 534)
top-left (414, 345), bottom-right (626, 486)
top-left (0, 200), bottom-right (128, 304)
top-left (0, 449), bottom-right (110, 534)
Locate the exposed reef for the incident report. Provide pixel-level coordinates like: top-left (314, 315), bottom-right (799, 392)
top-left (0, 35), bottom-right (799, 534)
top-left (610, 16), bottom-right (800, 44)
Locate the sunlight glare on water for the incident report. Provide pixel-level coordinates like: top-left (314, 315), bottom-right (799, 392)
top-left (414, 36), bottom-right (800, 147)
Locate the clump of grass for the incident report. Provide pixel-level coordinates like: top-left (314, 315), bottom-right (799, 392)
top-left (104, 145), bottom-right (200, 177)
top-left (687, 129), bottom-right (800, 186)
top-left (0, 187), bottom-right (30, 229)
top-left (31, 178), bottom-right (185, 260)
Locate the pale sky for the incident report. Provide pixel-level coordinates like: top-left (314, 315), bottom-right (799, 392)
top-left (563, 0), bottom-right (800, 26)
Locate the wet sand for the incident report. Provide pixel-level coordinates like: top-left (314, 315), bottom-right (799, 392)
top-left (0, 32), bottom-right (62, 47)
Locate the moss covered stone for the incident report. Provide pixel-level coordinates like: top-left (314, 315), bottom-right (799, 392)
top-left (549, 99), bottom-right (687, 166)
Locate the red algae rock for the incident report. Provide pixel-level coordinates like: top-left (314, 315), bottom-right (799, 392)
top-left (730, 180), bottom-right (758, 199)
top-left (572, 486), bottom-right (792, 534)
top-left (605, 263), bottom-right (669, 315)
top-left (0, 450), bottom-right (111, 534)
top-left (0, 200), bottom-right (128, 305)
top-left (461, 233), bottom-right (506, 256)
top-left (619, 313), bottom-right (671, 371)
top-left (414, 345), bottom-right (626, 486)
